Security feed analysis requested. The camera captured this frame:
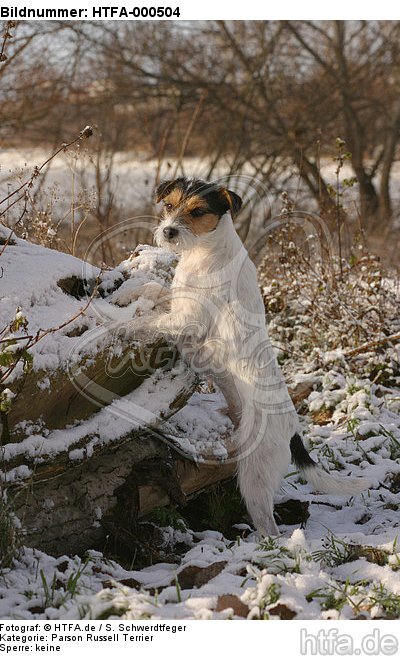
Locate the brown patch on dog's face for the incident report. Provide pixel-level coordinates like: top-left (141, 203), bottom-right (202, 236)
top-left (161, 188), bottom-right (184, 211)
top-left (162, 191), bottom-right (208, 215)
top-left (185, 212), bottom-right (219, 235)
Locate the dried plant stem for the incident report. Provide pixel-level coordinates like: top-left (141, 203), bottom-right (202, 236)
top-left (0, 126), bottom-right (94, 254)
top-left (345, 332), bottom-right (400, 358)
top-left (172, 90), bottom-right (208, 179)
top-left (0, 274), bottom-right (100, 386)
top-left (0, 20), bottom-right (15, 63)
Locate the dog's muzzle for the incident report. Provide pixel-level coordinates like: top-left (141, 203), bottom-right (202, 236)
top-left (163, 226), bottom-right (179, 240)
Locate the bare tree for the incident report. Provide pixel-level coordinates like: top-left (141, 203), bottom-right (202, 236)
top-left (2, 20), bottom-right (400, 241)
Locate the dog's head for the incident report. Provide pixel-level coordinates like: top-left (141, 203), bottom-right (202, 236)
top-left (154, 177), bottom-right (242, 252)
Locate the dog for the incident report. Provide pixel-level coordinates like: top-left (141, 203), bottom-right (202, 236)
top-left (127, 176), bottom-right (368, 536)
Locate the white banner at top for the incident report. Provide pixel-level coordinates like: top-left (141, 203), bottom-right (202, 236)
top-left (0, 0), bottom-right (399, 21)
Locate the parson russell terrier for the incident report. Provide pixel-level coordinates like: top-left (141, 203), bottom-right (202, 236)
top-left (124, 177), bottom-right (369, 536)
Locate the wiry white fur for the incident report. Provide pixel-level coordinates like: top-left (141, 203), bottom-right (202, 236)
top-left (131, 212), bottom-right (369, 536)
top-left (154, 216), bottom-right (197, 252)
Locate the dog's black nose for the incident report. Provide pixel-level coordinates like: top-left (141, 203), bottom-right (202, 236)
top-left (163, 226), bottom-right (179, 240)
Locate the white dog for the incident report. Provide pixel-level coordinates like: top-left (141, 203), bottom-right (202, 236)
top-left (126, 177), bottom-right (368, 536)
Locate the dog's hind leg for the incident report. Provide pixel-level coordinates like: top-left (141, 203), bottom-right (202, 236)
top-left (237, 459), bottom-right (280, 536)
top-left (235, 409), bottom-right (294, 537)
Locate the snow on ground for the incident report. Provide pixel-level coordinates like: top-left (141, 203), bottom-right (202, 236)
top-left (4, 148), bottom-right (399, 229)
top-left (0, 150), bottom-right (233, 224)
top-left (1, 353), bottom-right (400, 620)
top-left (164, 388), bottom-right (233, 462)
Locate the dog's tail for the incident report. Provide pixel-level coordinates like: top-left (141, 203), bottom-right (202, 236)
top-left (290, 433), bottom-right (369, 495)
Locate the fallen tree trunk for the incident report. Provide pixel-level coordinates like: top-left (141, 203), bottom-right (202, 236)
top-left (9, 434), bottom-right (236, 557)
top-left (3, 352), bottom-right (202, 555)
top-left (7, 335), bottom-right (180, 440)
top-left (4, 376), bottom-right (311, 557)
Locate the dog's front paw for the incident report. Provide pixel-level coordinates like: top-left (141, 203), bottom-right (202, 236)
top-left (111, 280), bottom-right (169, 308)
top-left (110, 280), bottom-right (145, 307)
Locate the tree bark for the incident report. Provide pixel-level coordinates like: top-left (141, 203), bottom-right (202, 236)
top-left (3, 378), bottom-right (312, 556)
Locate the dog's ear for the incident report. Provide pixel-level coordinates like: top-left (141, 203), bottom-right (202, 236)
top-left (220, 188), bottom-right (243, 218)
top-left (155, 179), bottom-right (176, 203)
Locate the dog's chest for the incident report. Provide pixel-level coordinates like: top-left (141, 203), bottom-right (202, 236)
top-left (171, 265), bottom-right (232, 314)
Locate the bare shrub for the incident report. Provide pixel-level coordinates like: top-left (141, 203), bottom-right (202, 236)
top-left (258, 214), bottom-right (399, 386)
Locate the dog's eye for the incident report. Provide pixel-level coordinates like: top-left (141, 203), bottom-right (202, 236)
top-left (190, 208), bottom-right (207, 218)
top-left (164, 203), bottom-right (173, 211)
